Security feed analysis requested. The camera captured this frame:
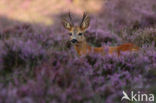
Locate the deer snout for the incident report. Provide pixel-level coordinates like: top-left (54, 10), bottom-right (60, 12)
top-left (71, 39), bottom-right (78, 43)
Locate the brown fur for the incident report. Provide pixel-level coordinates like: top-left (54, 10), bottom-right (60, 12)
top-left (74, 41), bottom-right (139, 56)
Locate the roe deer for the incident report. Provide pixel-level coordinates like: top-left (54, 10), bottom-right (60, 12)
top-left (62, 13), bottom-right (139, 56)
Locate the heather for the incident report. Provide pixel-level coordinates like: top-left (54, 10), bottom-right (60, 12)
top-left (0, 0), bottom-right (156, 103)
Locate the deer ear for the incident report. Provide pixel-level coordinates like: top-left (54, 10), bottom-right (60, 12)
top-left (80, 16), bottom-right (90, 30)
top-left (62, 19), bottom-right (73, 31)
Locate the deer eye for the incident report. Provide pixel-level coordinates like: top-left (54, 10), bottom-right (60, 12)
top-left (78, 33), bottom-right (82, 36)
top-left (69, 33), bottom-right (72, 36)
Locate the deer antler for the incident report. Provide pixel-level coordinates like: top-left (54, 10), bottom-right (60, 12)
top-left (68, 12), bottom-right (74, 25)
top-left (80, 12), bottom-right (87, 26)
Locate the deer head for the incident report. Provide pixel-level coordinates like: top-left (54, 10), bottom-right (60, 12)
top-left (62, 12), bottom-right (90, 44)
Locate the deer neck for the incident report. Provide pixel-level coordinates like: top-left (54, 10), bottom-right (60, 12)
top-left (74, 40), bottom-right (91, 56)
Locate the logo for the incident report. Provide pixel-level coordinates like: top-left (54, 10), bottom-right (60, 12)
top-left (121, 91), bottom-right (155, 102)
